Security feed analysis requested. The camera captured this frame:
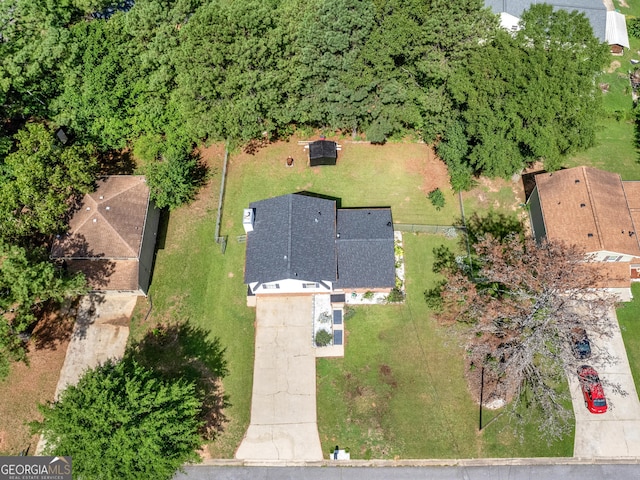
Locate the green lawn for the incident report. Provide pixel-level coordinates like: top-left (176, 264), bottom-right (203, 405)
top-left (137, 140), bottom-right (574, 459)
top-left (317, 233), bottom-right (573, 458)
top-left (617, 283), bottom-right (640, 398)
top-left (564, 36), bottom-right (640, 179)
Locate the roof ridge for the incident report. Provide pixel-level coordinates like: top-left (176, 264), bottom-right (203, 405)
top-left (95, 210), bottom-right (138, 258)
top-left (69, 195), bottom-right (98, 233)
top-left (582, 166), bottom-right (605, 251)
top-left (96, 177), bottom-right (143, 203)
top-left (621, 182), bottom-right (640, 252)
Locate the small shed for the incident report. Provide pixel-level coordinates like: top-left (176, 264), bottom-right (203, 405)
top-left (308, 140), bottom-right (338, 166)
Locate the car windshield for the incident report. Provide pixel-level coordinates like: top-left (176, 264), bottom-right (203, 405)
top-left (593, 399), bottom-right (607, 407)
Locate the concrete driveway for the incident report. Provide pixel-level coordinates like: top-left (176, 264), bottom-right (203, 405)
top-left (36, 293), bottom-right (137, 454)
top-left (236, 296), bottom-right (323, 463)
top-left (572, 306), bottom-right (640, 457)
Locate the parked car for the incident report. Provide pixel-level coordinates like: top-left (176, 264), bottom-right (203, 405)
top-left (577, 365), bottom-right (607, 414)
top-left (571, 327), bottom-right (592, 359)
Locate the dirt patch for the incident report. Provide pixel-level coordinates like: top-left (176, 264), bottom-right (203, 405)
top-left (406, 146), bottom-right (451, 194)
top-left (607, 60), bottom-right (621, 74)
top-left (0, 308), bottom-right (74, 455)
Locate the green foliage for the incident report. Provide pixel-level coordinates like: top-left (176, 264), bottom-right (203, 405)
top-left (427, 188), bottom-right (446, 211)
top-left (315, 329), bottom-right (333, 347)
top-left (35, 359), bottom-right (202, 480)
top-left (0, 123), bottom-right (97, 240)
top-left (386, 287), bottom-right (404, 303)
top-left (628, 18), bottom-right (640, 38)
top-left (445, 4), bottom-right (608, 178)
top-left (363, 291), bottom-right (374, 300)
top-left (145, 145), bottom-right (204, 210)
top-left (0, 240), bottom-right (86, 378)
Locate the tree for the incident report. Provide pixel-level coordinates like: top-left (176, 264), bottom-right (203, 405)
top-left (444, 4), bottom-right (609, 178)
top-left (36, 359), bottom-right (203, 480)
top-left (144, 140), bottom-right (204, 210)
top-left (0, 123), bottom-right (97, 240)
top-left (429, 234), bottom-right (620, 440)
top-left (0, 240), bottom-right (85, 378)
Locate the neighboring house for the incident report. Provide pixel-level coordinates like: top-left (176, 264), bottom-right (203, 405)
top-left (243, 193), bottom-right (395, 297)
top-left (51, 176), bottom-right (160, 296)
top-left (485, 0), bottom-right (630, 53)
top-left (528, 166), bottom-right (640, 300)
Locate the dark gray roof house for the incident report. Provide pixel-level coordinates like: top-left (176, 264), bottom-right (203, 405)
top-left (244, 193), bottom-right (395, 294)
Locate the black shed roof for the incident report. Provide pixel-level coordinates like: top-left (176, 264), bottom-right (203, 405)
top-left (309, 140), bottom-right (337, 166)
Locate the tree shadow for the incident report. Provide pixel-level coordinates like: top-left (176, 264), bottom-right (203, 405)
top-left (126, 321), bottom-right (230, 440)
top-left (463, 210), bottom-right (524, 247)
top-left (97, 150), bottom-right (136, 175)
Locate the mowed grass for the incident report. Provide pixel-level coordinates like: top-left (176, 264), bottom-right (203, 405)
top-left (565, 37), bottom-right (640, 179)
top-left (129, 149), bottom-right (255, 458)
top-left (223, 141), bottom-right (458, 229)
top-left (316, 233), bottom-right (573, 458)
top-left (617, 283), bottom-right (640, 398)
top-left (137, 140), bottom-right (573, 459)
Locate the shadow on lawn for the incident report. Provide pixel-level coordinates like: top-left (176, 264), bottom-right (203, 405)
top-left (126, 321), bottom-right (230, 440)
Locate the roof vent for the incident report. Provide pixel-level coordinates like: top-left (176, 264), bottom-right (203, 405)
top-left (86, 207), bottom-right (91, 211)
top-left (106, 206), bottom-right (111, 211)
top-left (580, 203), bottom-right (586, 208)
top-left (587, 233), bottom-right (594, 237)
top-left (93, 218), bottom-right (97, 223)
top-left (314, 218), bottom-right (318, 223)
top-left (99, 195), bottom-right (104, 200)
top-left (575, 179), bottom-right (580, 183)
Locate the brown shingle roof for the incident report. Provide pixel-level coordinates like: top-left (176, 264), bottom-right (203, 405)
top-left (535, 167), bottom-right (640, 256)
top-left (51, 176), bottom-right (151, 260)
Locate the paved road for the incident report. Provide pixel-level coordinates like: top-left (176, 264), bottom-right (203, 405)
top-left (175, 463), bottom-right (640, 480)
top-left (235, 296), bottom-right (323, 462)
top-left (571, 307), bottom-right (640, 457)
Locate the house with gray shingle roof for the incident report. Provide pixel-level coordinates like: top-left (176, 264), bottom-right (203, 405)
top-left (243, 193), bottom-right (395, 296)
top-left (528, 166), bottom-right (640, 300)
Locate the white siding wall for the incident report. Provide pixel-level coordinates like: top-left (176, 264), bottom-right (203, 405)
top-left (587, 251), bottom-right (635, 263)
top-left (249, 278), bottom-right (333, 294)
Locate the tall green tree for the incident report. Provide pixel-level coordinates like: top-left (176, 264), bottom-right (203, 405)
top-left (0, 123), bottom-right (97, 240)
top-left (0, 240), bottom-right (85, 378)
top-left (36, 359), bottom-right (202, 480)
top-left (444, 4), bottom-right (608, 178)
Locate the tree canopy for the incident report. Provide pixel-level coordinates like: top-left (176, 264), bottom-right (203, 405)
top-left (428, 233), bottom-right (620, 440)
top-left (36, 359), bottom-right (203, 480)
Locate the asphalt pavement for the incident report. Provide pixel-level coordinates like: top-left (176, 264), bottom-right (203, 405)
top-left (175, 463), bottom-right (640, 480)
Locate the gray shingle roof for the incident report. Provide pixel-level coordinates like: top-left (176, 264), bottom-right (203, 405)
top-left (485, 0), bottom-right (607, 42)
top-left (244, 194), bottom-right (337, 284)
top-left (335, 209), bottom-right (395, 289)
top-left (244, 195), bottom-right (396, 290)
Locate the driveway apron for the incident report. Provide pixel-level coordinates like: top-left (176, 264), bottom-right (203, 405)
top-left (236, 295), bottom-right (323, 462)
top-left (572, 306), bottom-right (640, 457)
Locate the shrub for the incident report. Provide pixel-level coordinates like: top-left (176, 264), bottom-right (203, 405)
top-left (387, 287), bottom-right (404, 303)
top-left (629, 17), bottom-right (640, 38)
top-left (427, 188), bottom-right (446, 211)
top-left (315, 329), bottom-right (332, 347)
top-left (343, 306), bottom-right (355, 321)
top-left (363, 291), bottom-right (374, 300)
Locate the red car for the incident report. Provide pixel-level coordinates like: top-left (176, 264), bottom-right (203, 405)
top-left (577, 365), bottom-right (607, 414)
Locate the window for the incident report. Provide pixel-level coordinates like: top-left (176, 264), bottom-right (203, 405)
top-left (604, 256), bottom-right (623, 262)
top-left (302, 282), bottom-right (319, 289)
top-left (262, 283), bottom-right (280, 289)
